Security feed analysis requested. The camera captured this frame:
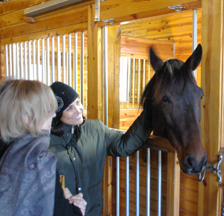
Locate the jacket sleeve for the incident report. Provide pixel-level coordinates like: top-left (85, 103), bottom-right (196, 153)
top-left (53, 170), bottom-right (82, 216)
top-left (105, 111), bottom-right (152, 157)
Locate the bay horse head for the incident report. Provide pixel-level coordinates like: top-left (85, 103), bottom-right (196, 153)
top-left (141, 44), bottom-right (207, 174)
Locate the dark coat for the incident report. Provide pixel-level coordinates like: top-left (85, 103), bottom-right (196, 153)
top-left (50, 112), bottom-right (152, 216)
top-left (54, 170), bottom-right (82, 216)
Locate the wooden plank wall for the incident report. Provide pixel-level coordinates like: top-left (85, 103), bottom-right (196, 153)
top-left (119, 9), bottom-right (202, 216)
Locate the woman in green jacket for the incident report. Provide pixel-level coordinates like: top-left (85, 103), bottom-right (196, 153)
top-left (50, 81), bottom-right (152, 216)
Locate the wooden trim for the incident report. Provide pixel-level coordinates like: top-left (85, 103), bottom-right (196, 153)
top-left (199, 0), bottom-right (224, 215)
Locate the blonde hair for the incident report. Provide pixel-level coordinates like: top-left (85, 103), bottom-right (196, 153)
top-left (0, 78), bottom-right (58, 142)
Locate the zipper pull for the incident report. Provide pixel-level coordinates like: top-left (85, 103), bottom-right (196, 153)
top-left (71, 125), bottom-right (74, 134)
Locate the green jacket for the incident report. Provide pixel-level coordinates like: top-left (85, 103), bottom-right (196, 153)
top-left (49, 113), bottom-right (151, 216)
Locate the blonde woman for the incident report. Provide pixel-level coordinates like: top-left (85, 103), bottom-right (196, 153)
top-left (0, 78), bottom-right (85, 216)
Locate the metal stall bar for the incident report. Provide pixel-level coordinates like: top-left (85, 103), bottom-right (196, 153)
top-left (20, 42), bottom-right (23, 79)
top-left (137, 59), bottom-right (141, 108)
top-left (85, 45), bottom-right (88, 111)
top-left (5, 45), bottom-right (8, 76)
top-left (24, 42), bottom-right (28, 80)
top-left (62, 35), bottom-right (66, 83)
top-left (132, 58), bottom-right (135, 108)
top-left (28, 41), bottom-right (31, 80)
top-left (32, 40), bottom-right (36, 80)
top-left (16, 43), bottom-right (19, 79)
top-left (104, 26), bottom-right (108, 126)
top-left (192, 9), bottom-right (197, 78)
top-left (146, 148), bottom-right (151, 216)
top-left (37, 40), bottom-right (40, 81)
top-left (127, 58), bottom-right (131, 109)
top-left (9, 44), bottom-right (12, 77)
top-left (157, 150), bottom-right (162, 216)
top-left (46, 38), bottom-right (50, 85)
top-left (57, 36), bottom-right (61, 82)
top-left (80, 32), bottom-right (85, 107)
top-left (116, 157), bottom-right (120, 216)
top-left (73, 33), bottom-right (78, 91)
top-left (126, 156), bottom-right (130, 216)
top-left (143, 59), bottom-right (146, 90)
top-left (136, 150), bottom-right (140, 216)
top-left (12, 44), bottom-right (16, 78)
top-left (68, 34), bottom-right (72, 86)
top-left (52, 37), bottom-right (55, 83)
top-left (41, 39), bottom-right (46, 84)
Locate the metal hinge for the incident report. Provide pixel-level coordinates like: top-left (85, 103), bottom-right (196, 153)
top-left (198, 154), bottom-right (223, 183)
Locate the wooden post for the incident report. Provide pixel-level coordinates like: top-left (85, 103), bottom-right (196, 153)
top-left (199, 0), bottom-right (224, 215)
top-left (87, 5), bottom-right (103, 121)
top-left (103, 25), bottom-right (121, 215)
top-left (0, 45), bottom-right (6, 79)
top-left (166, 152), bottom-right (180, 216)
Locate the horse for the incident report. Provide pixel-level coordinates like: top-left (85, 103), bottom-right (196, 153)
top-left (141, 44), bottom-right (207, 175)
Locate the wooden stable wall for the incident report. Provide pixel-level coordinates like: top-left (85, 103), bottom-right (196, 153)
top-left (0, 0), bottom-right (223, 216)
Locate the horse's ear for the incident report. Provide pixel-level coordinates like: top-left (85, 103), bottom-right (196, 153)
top-left (150, 47), bottom-right (164, 73)
top-left (185, 44), bottom-right (202, 71)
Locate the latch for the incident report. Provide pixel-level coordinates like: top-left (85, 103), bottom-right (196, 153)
top-left (198, 149), bottom-right (224, 185)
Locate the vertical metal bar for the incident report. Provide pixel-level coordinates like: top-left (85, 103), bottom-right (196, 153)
top-left (104, 26), bottom-right (108, 126)
top-left (127, 58), bottom-right (131, 109)
top-left (136, 150), bottom-right (140, 216)
top-left (62, 35), bottom-right (66, 83)
top-left (68, 34), bottom-right (72, 86)
top-left (46, 38), bottom-right (50, 85)
top-left (37, 39), bottom-right (40, 81)
top-left (126, 156), bottom-right (130, 216)
top-left (5, 45), bottom-right (9, 76)
top-left (132, 58), bottom-right (135, 108)
top-left (57, 36), bottom-right (61, 81)
top-left (192, 9), bottom-right (197, 78)
top-left (20, 43), bottom-right (23, 78)
top-left (157, 150), bottom-right (162, 216)
top-left (137, 59), bottom-right (141, 108)
top-left (51, 37), bottom-right (55, 83)
top-left (9, 44), bottom-right (12, 77)
top-left (146, 148), bottom-right (151, 216)
top-left (32, 40), bottom-right (36, 80)
top-left (16, 43), bottom-right (19, 79)
top-left (85, 46), bottom-right (88, 110)
top-left (143, 59), bottom-right (146, 90)
top-left (28, 41), bottom-right (31, 80)
top-left (42, 39), bottom-right (46, 84)
top-left (73, 33), bottom-right (78, 91)
top-left (24, 42), bottom-right (28, 80)
top-left (80, 32), bottom-right (85, 108)
top-left (116, 157), bottom-right (120, 216)
top-left (12, 44), bottom-right (15, 78)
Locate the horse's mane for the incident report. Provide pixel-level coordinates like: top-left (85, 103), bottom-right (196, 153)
top-left (140, 58), bottom-right (197, 126)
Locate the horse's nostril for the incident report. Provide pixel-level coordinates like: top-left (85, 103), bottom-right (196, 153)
top-left (184, 154), bottom-right (196, 169)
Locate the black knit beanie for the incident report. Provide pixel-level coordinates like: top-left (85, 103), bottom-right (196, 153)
top-left (50, 82), bottom-right (79, 117)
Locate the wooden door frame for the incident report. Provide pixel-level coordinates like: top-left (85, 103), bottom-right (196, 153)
top-left (199, 0), bottom-right (224, 215)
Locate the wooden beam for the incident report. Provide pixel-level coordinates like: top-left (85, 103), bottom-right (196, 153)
top-left (87, 4), bottom-right (103, 120)
top-left (199, 0), bottom-right (224, 215)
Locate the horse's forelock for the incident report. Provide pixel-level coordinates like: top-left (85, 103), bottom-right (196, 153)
top-left (152, 59), bottom-right (195, 104)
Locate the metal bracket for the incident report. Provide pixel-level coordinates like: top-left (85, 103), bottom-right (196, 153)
top-left (198, 154), bottom-right (223, 183)
top-left (102, 18), bottom-right (114, 25)
top-left (94, 0), bottom-right (100, 21)
top-left (168, 4), bottom-right (185, 12)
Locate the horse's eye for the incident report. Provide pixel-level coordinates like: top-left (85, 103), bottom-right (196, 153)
top-left (162, 95), bottom-right (169, 103)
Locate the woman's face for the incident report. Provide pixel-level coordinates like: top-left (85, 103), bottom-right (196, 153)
top-left (60, 98), bottom-right (83, 125)
top-left (41, 112), bottom-right (56, 132)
